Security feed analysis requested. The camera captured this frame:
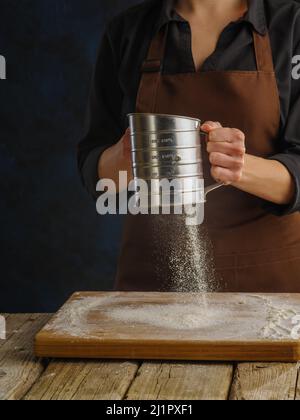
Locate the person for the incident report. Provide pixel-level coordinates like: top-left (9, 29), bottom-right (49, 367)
top-left (78, 0), bottom-right (300, 292)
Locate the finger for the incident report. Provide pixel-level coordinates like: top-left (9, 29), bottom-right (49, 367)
top-left (207, 141), bottom-right (246, 157)
top-left (209, 128), bottom-right (245, 143)
top-left (209, 152), bottom-right (244, 170)
top-left (201, 121), bottom-right (222, 132)
top-left (211, 166), bottom-right (243, 184)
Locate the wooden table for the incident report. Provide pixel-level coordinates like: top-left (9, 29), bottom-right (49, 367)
top-left (0, 314), bottom-right (299, 400)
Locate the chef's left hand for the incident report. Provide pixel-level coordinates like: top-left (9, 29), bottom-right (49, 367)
top-left (201, 121), bottom-right (246, 185)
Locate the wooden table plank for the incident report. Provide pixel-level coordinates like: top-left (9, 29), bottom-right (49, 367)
top-left (0, 314), bottom-right (51, 400)
top-left (24, 360), bottom-right (140, 400)
top-left (125, 362), bottom-right (234, 400)
top-left (229, 363), bottom-right (300, 400)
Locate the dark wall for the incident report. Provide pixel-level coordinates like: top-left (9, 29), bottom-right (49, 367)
top-left (0, 0), bottom-right (140, 312)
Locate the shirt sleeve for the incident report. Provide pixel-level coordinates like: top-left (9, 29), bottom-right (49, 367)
top-left (78, 25), bottom-right (124, 199)
top-left (267, 31), bottom-right (300, 216)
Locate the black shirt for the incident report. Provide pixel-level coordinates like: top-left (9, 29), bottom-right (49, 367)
top-left (78, 0), bottom-right (300, 214)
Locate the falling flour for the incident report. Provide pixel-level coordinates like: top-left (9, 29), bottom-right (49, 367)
top-left (152, 214), bottom-right (220, 293)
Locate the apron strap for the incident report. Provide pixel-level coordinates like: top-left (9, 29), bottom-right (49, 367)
top-left (136, 25), bottom-right (169, 113)
top-left (141, 24), bottom-right (169, 73)
top-left (253, 31), bottom-right (274, 72)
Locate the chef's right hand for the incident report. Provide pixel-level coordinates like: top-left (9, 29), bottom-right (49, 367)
top-left (98, 128), bottom-right (133, 190)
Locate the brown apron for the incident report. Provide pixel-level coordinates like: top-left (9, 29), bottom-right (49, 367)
top-left (115, 23), bottom-right (300, 293)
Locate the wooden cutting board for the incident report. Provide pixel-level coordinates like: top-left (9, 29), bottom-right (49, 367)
top-left (35, 292), bottom-right (300, 361)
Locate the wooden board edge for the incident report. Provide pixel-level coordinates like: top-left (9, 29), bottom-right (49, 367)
top-left (34, 339), bottom-right (300, 362)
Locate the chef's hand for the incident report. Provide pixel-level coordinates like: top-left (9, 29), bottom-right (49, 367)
top-left (98, 128), bottom-right (133, 191)
top-left (201, 121), bottom-right (246, 185)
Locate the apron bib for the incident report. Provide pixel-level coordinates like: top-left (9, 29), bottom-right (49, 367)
top-left (116, 24), bottom-right (300, 292)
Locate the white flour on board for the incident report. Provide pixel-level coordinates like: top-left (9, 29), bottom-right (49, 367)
top-left (255, 295), bottom-right (300, 340)
top-left (44, 294), bottom-right (300, 341)
top-left (44, 295), bottom-right (223, 337)
top-left (107, 301), bottom-right (227, 330)
top-left (43, 296), bottom-right (115, 339)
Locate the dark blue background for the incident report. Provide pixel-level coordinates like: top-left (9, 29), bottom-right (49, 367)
top-left (0, 0), bottom-right (140, 312)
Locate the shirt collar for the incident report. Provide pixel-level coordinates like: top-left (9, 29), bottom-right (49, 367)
top-left (155, 0), bottom-right (267, 35)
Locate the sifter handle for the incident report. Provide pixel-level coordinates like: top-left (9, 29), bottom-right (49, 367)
top-left (205, 182), bottom-right (224, 197)
top-left (199, 129), bottom-right (225, 197)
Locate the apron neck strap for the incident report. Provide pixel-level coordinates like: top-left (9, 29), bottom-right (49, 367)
top-left (141, 24), bottom-right (274, 74)
top-left (253, 31), bottom-right (274, 72)
top-left (141, 24), bottom-right (169, 73)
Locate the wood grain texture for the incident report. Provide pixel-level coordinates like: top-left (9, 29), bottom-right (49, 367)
top-left (126, 362), bottom-right (234, 400)
top-left (296, 367), bottom-right (300, 400)
top-left (2, 315), bottom-right (300, 400)
top-left (35, 292), bottom-right (300, 361)
top-left (24, 360), bottom-right (140, 400)
top-left (230, 363), bottom-right (300, 400)
top-left (0, 314), bottom-right (51, 400)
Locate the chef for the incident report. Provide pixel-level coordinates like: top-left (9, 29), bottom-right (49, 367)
top-left (78, 0), bottom-right (300, 292)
